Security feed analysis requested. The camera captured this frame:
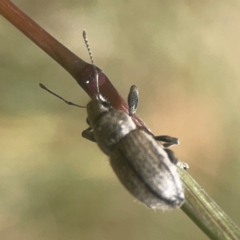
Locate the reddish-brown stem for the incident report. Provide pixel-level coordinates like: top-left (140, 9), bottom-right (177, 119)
top-left (0, 0), bottom-right (148, 129)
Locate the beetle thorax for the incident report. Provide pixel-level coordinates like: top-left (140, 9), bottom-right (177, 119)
top-left (87, 96), bottom-right (137, 155)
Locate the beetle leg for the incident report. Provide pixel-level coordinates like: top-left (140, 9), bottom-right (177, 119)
top-left (127, 85), bottom-right (138, 116)
top-left (177, 161), bottom-right (189, 170)
top-left (164, 148), bottom-right (178, 165)
top-left (154, 135), bottom-right (179, 148)
top-left (82, 126), bottom-right (96, 142)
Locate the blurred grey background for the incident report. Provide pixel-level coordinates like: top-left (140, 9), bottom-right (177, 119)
top-left (1, 0), bottom-right (240, 239)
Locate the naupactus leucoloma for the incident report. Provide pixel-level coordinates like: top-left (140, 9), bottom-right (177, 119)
top-left (40, 30), bottom-right (184, 210)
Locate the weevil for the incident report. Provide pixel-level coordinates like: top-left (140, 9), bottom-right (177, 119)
top-left (40, 30), bottom-right (184, 210)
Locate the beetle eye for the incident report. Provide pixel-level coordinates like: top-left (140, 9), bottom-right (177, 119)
top-left (97, 94), bottom-right (111, 108)
top-left (102, 101), bottom-right (110, 108)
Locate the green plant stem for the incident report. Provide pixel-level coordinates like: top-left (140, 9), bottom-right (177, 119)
top-left (1, 1), bottom-right (240, 239)
top-left (180, 168), bottom-right (240, 240)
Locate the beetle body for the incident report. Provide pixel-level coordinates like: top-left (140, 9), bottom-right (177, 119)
top-left (83, 95), bottom-right (184, 209)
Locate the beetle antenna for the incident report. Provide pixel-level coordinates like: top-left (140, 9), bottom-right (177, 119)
top-left (39, 83), bottom-right (86, 108)
top-left (83, 30), bottom-right (99, 94)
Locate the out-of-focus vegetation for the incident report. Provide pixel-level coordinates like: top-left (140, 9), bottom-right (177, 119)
top-left (1, 1), bottom-right (240, 239)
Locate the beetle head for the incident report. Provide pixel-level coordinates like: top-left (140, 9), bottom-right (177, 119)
top-left (87, 94), bottom-right (113, 127)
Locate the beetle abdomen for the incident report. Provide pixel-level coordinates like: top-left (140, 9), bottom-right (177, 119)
top-left (109, 129), bottom-right (184, 209)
